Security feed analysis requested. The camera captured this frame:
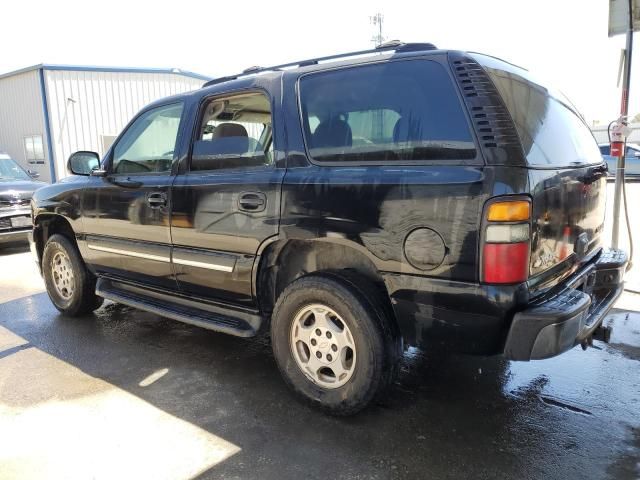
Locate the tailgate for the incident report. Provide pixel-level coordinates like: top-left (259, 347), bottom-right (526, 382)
top-left (529, 166), bottom-right (607, 286)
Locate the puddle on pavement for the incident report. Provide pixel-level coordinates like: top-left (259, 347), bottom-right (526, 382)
top-left (503, 310), bottom-right (640, 422)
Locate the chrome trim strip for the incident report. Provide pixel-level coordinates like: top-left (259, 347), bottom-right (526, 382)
top-left (87, 244), bottom-right (170, 263)
top-left (173, 257), bottom-right (233, 272)
top-left (87, 243), bottom-right (234, 272)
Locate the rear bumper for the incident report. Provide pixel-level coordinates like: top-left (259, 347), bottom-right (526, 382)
top-left (384, 273), bottom-right (529, 354)
top-left (504, 248), bottom-right (627, 361)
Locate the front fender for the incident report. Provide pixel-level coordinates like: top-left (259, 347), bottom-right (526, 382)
top-left (32, 178), bottom-right (86, 230)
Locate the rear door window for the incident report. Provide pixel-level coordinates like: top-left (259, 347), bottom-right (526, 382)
top-left (191, 91), bottom-right (273, 171)
top-left (298, 60), bottom-right (476, 164)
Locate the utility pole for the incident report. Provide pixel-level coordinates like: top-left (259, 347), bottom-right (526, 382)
top-left (370, 13), bottom-right (385, 47)
top-left (611, 0), bottom-right (634, 249)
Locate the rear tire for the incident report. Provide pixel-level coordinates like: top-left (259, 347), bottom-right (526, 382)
top-left (42, 234), bottom-right (103, 316)
top-left (271, 271), bottom-right (399, 415)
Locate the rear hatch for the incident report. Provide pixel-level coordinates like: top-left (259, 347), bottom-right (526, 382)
top-left (473, 54), bottom-right (607, 292)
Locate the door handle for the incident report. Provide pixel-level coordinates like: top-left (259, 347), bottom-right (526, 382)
top-left (110, 177), bottom-right (143, 188)
top-left (147, 192), bottom-right (167, 208)
top-left (238, 192), bottom-right (266, 212)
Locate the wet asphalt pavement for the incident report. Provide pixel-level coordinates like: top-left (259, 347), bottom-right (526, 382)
top-left (0, 242), bottom-right (639, 480)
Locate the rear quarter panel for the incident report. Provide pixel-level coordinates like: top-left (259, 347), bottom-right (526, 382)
top-left (280, 165), bottom-right (486, 281)
top-left (279, 55), bottom-right (492, 281)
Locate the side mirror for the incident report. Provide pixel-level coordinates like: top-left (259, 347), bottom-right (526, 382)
top-left (27, 169), bottom-right (40, 179)
top-left (68, 151), bottom-right (100, 176)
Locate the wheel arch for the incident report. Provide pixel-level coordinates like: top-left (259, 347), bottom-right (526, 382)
top-left (33, 214), bottom-right (77, 270)
top-left (254, 238), bottom-right (398, 329)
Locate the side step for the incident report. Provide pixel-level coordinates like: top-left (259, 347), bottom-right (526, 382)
top-left (96, 278), bottom-right (261, 337)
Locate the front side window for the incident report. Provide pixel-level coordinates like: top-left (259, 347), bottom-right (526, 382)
top-left (299, 60), bottom-right (476, 163)
top-left (112, 103), bottom-right (184, 174)
top-left (191, 92), bottom-right (273, 171)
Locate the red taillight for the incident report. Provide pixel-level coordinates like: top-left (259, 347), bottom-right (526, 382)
top-left (483, 242), bottom-right (529, 284)
top-left (482, 198), bottom-right (531, 284)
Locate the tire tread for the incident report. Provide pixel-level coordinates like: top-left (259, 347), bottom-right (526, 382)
top-left (271, 270), bottom-right (400, 415)
top-left (42, 234), bottom-right (103, 316)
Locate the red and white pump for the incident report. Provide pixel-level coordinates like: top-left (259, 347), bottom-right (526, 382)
top-left (609, 116), bottom-right (632, 158)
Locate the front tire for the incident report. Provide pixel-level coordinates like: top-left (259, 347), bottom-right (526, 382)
top-left (42, 234), bottom-right (103, 316)
top-left (271, 272), bottom-right (399, 415)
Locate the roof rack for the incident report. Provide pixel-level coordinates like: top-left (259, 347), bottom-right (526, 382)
top-left (202, 41), bottom-right (438, 88)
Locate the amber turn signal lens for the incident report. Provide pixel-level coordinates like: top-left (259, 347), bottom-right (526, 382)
top-left (487, 201), bottom-right (530, 222)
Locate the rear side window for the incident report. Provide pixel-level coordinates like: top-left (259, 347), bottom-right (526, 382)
top-left (191, 91), bottom-right (273, 171)
top-left (298, 60), bottom-right (476, 163)
top-left (473, 54), bottom-right (602, 167)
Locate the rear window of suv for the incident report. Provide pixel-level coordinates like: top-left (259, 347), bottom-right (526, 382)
top-left (471, 54), bottom-right (602, 167)
top-left (298, 60), bottom-right (477, 164)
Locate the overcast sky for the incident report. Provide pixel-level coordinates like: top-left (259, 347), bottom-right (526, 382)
top-left (2, 0), bottom-right (637, 124)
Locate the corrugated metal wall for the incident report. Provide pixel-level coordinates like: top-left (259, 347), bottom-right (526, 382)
top-left (0, 70), bottom-right (50, 181)
top-left (43, 70), bottom-right (204, 179)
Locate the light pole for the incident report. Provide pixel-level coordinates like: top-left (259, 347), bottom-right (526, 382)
top-left (609, 0), bottom-right (638, 248)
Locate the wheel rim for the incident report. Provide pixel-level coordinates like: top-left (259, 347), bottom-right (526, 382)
top-left (51, 251), bottom-right (75, 300)
top-left (290, 303), bottom-right (357, 389)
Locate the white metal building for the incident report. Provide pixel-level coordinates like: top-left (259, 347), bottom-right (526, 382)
top-left (0, 64), bottom-right (210, 183)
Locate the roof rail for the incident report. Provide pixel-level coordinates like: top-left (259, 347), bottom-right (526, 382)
top-left (202, 41), bottom-right (438, 88)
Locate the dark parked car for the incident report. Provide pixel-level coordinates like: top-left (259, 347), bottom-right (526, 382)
top-left (599, 143), bottom-right (640, 177)
top-left (30, 42), bottom-right (627, 415)
top-left (0, 153), bottom-right (46, 246)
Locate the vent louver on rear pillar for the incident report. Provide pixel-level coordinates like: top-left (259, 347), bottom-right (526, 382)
top-left (448, 53), bottom-right (525, 166)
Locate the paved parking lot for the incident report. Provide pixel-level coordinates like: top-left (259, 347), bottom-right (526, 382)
top-left (0, 182), bottom-right (639, 480)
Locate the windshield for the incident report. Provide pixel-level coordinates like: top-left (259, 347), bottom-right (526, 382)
top-left (0, 158), bottom-right (31, 181)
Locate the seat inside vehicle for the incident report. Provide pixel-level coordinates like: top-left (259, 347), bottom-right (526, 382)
top-left (312, 117), bottom-right (353, 149)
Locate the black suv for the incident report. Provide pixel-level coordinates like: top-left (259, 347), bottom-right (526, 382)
top-left (30, 42), bottom-right (627, 415)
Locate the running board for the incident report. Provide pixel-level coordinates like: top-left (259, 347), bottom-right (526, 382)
top-left (96, 278), bottom-right (261, 337)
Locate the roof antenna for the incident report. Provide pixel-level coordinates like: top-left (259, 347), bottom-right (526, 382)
top-left (369, 13), bottom-right (385, 47)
